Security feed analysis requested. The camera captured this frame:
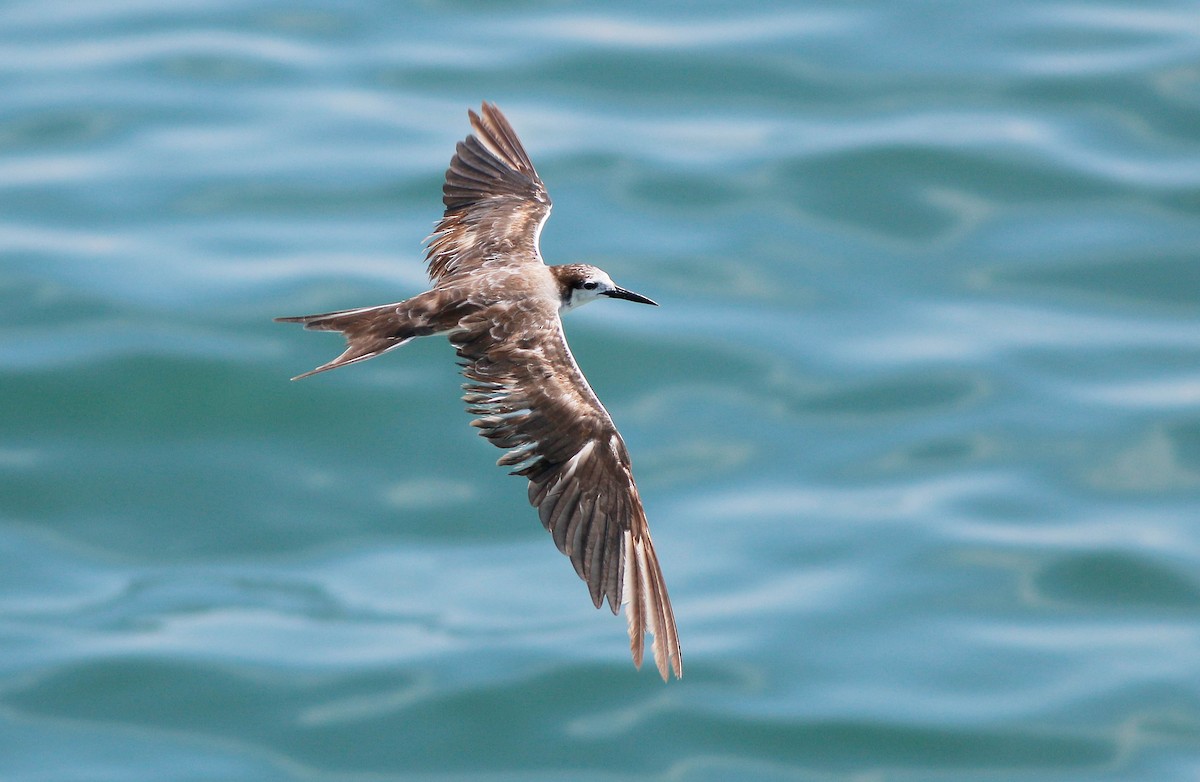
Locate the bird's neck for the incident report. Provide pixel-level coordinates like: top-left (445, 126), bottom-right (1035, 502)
top-left (550, 265), bottom-right (581, 313)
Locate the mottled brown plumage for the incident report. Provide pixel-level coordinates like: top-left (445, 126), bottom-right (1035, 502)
top-left (276, 102), bottom-right (681, 680)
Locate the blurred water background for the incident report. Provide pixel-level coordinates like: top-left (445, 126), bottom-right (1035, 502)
top-left (3, 1), bottom-right (1200, 779)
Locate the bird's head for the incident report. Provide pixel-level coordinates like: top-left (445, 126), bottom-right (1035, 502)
top-left (555, 264), bottom-right (658, 312)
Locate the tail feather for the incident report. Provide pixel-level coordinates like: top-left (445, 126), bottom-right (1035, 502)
top-left (276, 302), bottom-right (415, 380)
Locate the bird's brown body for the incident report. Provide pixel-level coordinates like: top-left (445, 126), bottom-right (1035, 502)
top-left (277, 103), bottom-right (681, 680)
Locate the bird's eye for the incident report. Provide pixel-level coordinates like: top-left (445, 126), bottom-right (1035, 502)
top-left (582, 281), bottom-right (598, 290)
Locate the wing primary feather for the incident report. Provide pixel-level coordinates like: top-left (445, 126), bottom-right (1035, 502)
top-left (602, 496), bottom-right (626, 614)
top-left (568, 494), bottom-right (594, 569)
top-left (553, 479), bottom-right (587, 554)
top-left (585, 508), bottom-right (610, 609)
top-left (634, 537), bottom-right (665, 677)
top-left (543, 478), bottom-right (581, 537)
top-left (474, 102), bottom-right (537, 174)
top-left (561, 495), bottom-right (596, 580)
top-left (623, 530), bottom-right (645, 670)
top-left (638, 531), bottom-right (681, 681)
top-left (534, 480), bottom-right (563, 530)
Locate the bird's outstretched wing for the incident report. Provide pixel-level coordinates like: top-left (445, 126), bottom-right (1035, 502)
top-left (426, 102), bottom-right (552, 282)
top-left (452, 300), bottom-right (682, 680)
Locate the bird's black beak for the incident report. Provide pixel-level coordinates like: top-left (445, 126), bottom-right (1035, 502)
top-left (603, 286), bottom-right (658, 306)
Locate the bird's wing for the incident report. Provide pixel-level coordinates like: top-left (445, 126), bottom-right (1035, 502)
top-left (452, 300), bottom-right (682, 680)
top-left (426, 102), bottom-right (552, 282)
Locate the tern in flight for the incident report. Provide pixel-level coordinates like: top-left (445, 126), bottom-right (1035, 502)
top-left (277, 103), bottom-right (681, 679)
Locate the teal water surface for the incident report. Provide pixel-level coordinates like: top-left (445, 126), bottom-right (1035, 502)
top-left (3, 1), bottom-right (1200, 780)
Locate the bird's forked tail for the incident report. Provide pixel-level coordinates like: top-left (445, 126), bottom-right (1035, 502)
top-left (275, 301), bottom-right (416, 380)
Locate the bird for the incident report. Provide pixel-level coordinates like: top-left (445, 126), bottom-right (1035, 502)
top-left (276, 102), bottom-right (681, 680)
